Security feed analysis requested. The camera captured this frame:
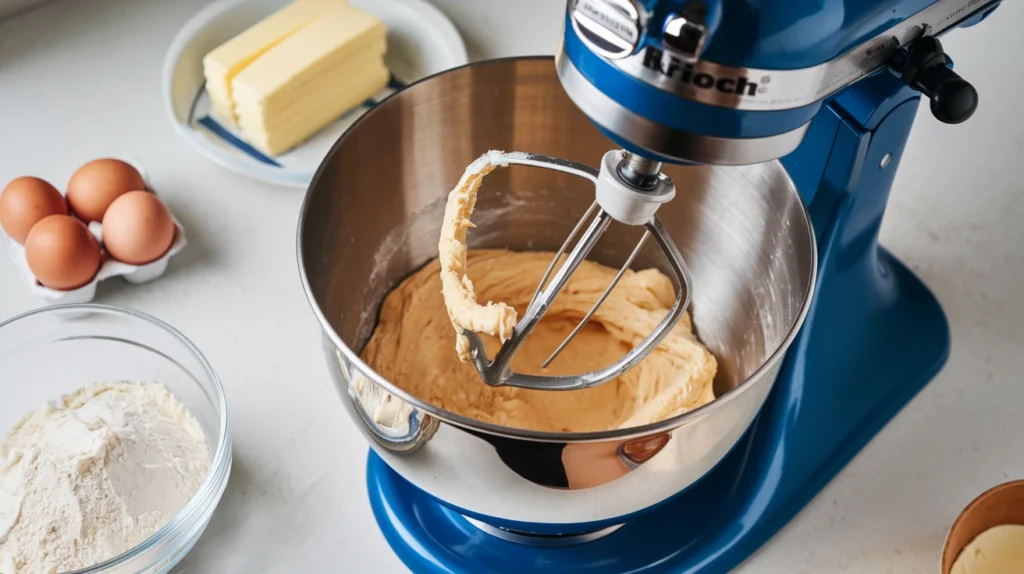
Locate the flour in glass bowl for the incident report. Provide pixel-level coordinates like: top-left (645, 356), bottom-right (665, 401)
top-left (0, 382), bottom-right (210, 574)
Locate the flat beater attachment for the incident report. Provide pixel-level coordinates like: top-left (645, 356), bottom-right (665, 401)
top-left (464, 150), bottom-right (693, 391)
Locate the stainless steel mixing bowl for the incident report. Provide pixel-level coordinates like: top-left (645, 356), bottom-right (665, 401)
top-left (298, 57), bottom-right (816, 530)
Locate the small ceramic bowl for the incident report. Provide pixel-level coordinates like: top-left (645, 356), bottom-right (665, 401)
top-left (941, 479), bottom-right (1024, 573)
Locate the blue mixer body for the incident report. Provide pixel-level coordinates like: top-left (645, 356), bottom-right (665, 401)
top-left (368, 0), bottom-right (999, 571)
top-left (638, 0), bottom-right (956, 68)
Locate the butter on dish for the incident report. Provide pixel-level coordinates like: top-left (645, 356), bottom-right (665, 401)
top-left (202, 0), bottom-right (389, 156)
top-left (202, 0), bottom-right (342, 127)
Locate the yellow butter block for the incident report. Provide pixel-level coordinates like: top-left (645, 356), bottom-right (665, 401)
top-left (232, 37), bottom-right (386, 121)
top-left (202, 0), bottom-right (345, 126)
top-left (230, 5), bottom-right (385, 107)
top-left (230, 4), bottom-right (388, 155)
top-left (237, 49), bottom-right (387, 134)
top-left (241, 65), bottom-right (389, 156)
top-left (209, 99), bottom-right (237, 127)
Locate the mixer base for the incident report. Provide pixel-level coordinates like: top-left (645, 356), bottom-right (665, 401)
top-left (367, 244), bottom-right (950, 573)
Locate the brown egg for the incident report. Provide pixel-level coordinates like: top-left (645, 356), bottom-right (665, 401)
top-left (101, 191), bottom-right (175, 265)
top-left (66, 159), bottom-right (146, 223)
top-left (0, 177), bottom-right (68, 244)
top-left (25, 215), bottom-right (102, 290)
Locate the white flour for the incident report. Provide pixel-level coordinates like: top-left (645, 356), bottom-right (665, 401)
top-left (0, 382), bottom-right (210, 574)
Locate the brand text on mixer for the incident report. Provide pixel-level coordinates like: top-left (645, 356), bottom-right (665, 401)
top-left (643, 47), bottom-right (763, 96)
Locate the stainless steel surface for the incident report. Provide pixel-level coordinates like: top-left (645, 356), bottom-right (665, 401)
top-left (463, 517), bottom-right (625, 546)
top-left (542, 228), bottom-right (650, 368)
top-left (603, 0), bottom-right (998, 111)
top-left (298, 57), bottom-right (817, 526)
top-left (468, 206), bottom-right (613, 386)
top-left (529, 201), bottom-right (599, 308)
top-left (340, 345), bottom-right (440, 455)
top-left (569, 0), bottom-right (644, 60)
top-left (556, 48), bottom-right (812, 165)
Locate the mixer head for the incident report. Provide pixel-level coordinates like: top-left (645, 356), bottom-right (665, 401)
top-left (456, 151), bottom-right (692, 391)
top-left (558, 0), bottom-right (992, 166)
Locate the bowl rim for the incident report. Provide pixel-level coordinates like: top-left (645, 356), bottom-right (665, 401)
top-left (296, 55), bottom-right (819, 443)
top-left (0, 303), bottom-right (232, 572)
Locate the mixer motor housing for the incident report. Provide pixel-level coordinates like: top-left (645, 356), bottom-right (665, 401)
top-left (560, 0), bottom-right (996, 165)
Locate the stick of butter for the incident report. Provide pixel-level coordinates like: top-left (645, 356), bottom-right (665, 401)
top-left (229, 4), bottom-right (388, 156)
top-left (202, 0), bottom-right (346, 127)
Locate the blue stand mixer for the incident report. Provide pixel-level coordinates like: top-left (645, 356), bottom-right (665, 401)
top-left (298, 0), bottom-right (1001, 572)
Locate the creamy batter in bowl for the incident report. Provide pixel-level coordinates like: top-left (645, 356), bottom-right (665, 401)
top-left (298, 57), bottom-right (816, 529)
top-left (362, 249), bottom-right (717, 433)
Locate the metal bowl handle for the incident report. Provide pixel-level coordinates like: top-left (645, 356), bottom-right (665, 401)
top-left (325, 341), bottom-right (438, 454)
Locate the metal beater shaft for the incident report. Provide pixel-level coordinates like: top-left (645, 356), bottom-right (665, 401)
top-left (541, 229), bottom-right (651, 368)
top-left (528, 201), bottom-right (600, 312)
top-left (474, 209), bottom-right (612, 386)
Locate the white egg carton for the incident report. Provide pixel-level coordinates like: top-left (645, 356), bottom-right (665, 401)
top-left (2, 157), bottom-right (187, 304)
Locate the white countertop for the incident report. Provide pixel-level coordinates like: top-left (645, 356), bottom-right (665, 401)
top-left (1, 1), bottom-right (1022, 572)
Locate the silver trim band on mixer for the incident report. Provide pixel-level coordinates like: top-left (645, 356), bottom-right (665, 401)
top-left (556, 49), bottom-right (811, 164)
top-left (603, 0), bottom-right (998, 111)
top-left (463, 517), bottom-right (625, 546)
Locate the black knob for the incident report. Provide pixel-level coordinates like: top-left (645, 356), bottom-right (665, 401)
top-left (917, 65), bottom-right (978, 124)
top-left (891, 36), bottom-right (978, 124)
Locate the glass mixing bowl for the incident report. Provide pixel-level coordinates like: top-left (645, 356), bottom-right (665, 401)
top-left (0, 304), bottom-right (231, 573)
